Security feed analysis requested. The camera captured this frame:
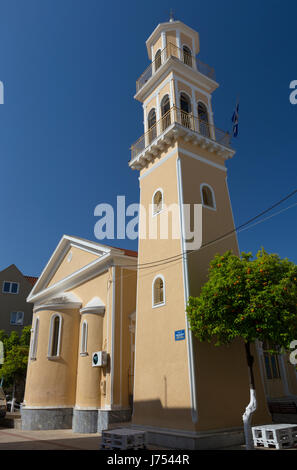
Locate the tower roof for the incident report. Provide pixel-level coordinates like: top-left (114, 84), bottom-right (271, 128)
top-left (146, 20), bottom-right (200, 59)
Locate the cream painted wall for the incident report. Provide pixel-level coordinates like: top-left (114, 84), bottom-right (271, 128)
top-left (24, 308), bottom-right (80, 407)
top-left (166, 30), bottom-right (177, 49)
top-left (48, 246), bottom-right (99, 288)
top-left (112, 267), bottom-right (137, 409)
top-left (152, 36), bottom-right (163, 59)
top-left (180, 32), bottom-right (192, 51)
top-left (133, 151), bottom-right (195, 431)
top-left (24, 247), bottom-right (137, 413)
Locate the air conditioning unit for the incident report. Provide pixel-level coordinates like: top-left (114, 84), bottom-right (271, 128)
top-left (92, 351), bottom-right (107, 367)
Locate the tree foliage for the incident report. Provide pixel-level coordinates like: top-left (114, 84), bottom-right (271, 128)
top-left (0, 326), bottom-right (31, 386)
top-left (187, 249), bottom-right (297, 352)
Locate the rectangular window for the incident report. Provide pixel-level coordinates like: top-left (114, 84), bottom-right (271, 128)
top-left (263, 341), bottom-right (281, 380)
top-left (10, 311), bottom-right (24, 326)
top-left (2, 281), bottom-right (19, 294)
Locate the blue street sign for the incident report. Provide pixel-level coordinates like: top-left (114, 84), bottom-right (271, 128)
top-left (174, 329), bottom-right (185, 341)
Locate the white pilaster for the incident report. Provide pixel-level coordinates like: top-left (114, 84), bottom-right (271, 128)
top-left (176, 29), bottom-right (181, 59)
top-left (161, 31), bottom-right (166, 49)
top-left (192, 37), bottom-right (197, 70)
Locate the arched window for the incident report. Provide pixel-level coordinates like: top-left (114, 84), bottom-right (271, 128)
top-left (48, 314), bottom-right (62, 358)
top-left (155, 49), bottom-right (162, 71)
top-left (198, 102), bottom-right (210, 138)
top-left (180, 92), bottom-right (192, 129)
top-left (161, 95), bottom-right (171, 131)
top-left (153, 276), bottom-right (165, 307)
top-left (152, 189), bottom-right (163, 215)
top-left (201, 184), bottom-right (215, 209)
top-left (30, 316), bottom-right (39, 360)
top-left (80, 320), bottom-right (88, 355)
top-left (147, 108), bottom-right (157, 143)
top-left (183, 45), bottom-right (192, 67)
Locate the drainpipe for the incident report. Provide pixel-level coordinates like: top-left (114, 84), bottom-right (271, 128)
top-left (110, 266), bottom-right (116, 409)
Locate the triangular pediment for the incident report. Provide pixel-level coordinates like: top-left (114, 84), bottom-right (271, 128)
top-left (27, 235), bottom-right (122, 303)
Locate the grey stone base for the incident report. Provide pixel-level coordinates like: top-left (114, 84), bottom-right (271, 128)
top-left (72, 409), bottom-right (98, 433)
top-left (131, 425), bottom-right (245, 450)
top-left (97, 408), bottom-right (132, 433)
top-left (21, 407), bottom-right (73, 431)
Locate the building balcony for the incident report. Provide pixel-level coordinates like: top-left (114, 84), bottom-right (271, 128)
top-left (129, 106), bottom-right (234, 169)
top-left (136, 43), bottom-right (216, 94)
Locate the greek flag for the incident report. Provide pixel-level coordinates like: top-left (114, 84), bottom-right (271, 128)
top-left (231, 102), bottom-right (239, 137)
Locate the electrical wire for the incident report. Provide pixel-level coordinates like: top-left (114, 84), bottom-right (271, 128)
top-left (110, 187), bottom-right (297, 272)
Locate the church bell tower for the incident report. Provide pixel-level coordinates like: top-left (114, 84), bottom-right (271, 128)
top-left (129, 18), bottom-right (271, 447)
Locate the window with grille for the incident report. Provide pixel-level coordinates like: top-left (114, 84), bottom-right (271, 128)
top-left (201, 185), bottom-right (215, 209)
top-left (3, 281), bottom-right (19, 294)
top-left (30, 317), bottom-right (39, 360)
top-left (153, 190), bottom-right (163, 215)
top-left (180, 93), bottom-right (192, 128)
top-left (183, 46), bottom-right (192, 67)
top-left (198, 102), bottom-right (210, 138)
top-left (161, 95), bottom-right (171, 131)
top-left (80, 320), bottom-right (88, 355)
top-left (48, 314), bottom-right (62, 358)
top-left (262, 341), bottom-right (281, 380)
top-left (10, 311), bottom-right (24, 325)
top-left (153, 276), bottom-right (165, 306)
top-left (147, 108), bottom-right (157, 143)
top-left (155, 49), bottom-right (162, 71)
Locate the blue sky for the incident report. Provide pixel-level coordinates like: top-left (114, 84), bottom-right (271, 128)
top-left (0, 0), bottom-right (296, 276)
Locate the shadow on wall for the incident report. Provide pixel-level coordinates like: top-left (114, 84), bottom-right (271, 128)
top-left (132, 397), bottom-right (273, 433)
top-left (132, 398), bottom-right (197, 432)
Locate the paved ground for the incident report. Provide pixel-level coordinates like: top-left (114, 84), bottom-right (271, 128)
top-left (0, 414), bottom-right (295, 451)
top-left (0, 427), bottom-right (104, 450)
top-left (0, 415), bottom-right (168, 450)
top-left (0, 427), bottom-right (254, 451)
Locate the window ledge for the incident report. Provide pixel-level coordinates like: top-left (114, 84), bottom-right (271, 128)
top-left (152, 302), bottom-right (166, 309)
top-left (47, 355), bottom-right (61, 361)
top-left (202, 203), bottom-right (216, 211)
top-left (152, 208), bottom-right (164, 218)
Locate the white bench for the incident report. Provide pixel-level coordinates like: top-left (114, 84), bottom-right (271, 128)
top-left (101, 428), bottom-right (147, 450)
top-left (252, 423), bottom-right (297, 449)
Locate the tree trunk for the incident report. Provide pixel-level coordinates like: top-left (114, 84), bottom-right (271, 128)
top-left (242, 341), bottom-right (257, 450)
top-left (11, 379), bottom-right (15, 413)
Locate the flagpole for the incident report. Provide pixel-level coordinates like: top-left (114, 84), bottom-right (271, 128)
top-left (230, 95), bottom-right (240, 140)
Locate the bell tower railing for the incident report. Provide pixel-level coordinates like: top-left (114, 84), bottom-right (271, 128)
top-left (130, 106), bottom-right (231, 162)
top-left (136, 43), bottom-right (216, 92)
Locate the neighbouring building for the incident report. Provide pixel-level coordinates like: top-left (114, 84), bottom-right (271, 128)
top-left (0, 264), bottom-right (38, 335)
top-left (21, 18), bottom-right (297, 448)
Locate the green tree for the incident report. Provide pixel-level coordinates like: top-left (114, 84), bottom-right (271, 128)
top-left (187, 248), bottom-right (297, 449)
top-left (0, 326), bottom-right (31, 405)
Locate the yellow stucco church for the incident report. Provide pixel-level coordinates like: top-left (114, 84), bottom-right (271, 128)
top-left (22, 19), bottom-right (297, 449)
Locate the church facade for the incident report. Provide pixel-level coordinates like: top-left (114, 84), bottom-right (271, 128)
top-left (21, 19), bottom-right (297, 448)
top-left (22, 235), bottom-right (137, 432)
